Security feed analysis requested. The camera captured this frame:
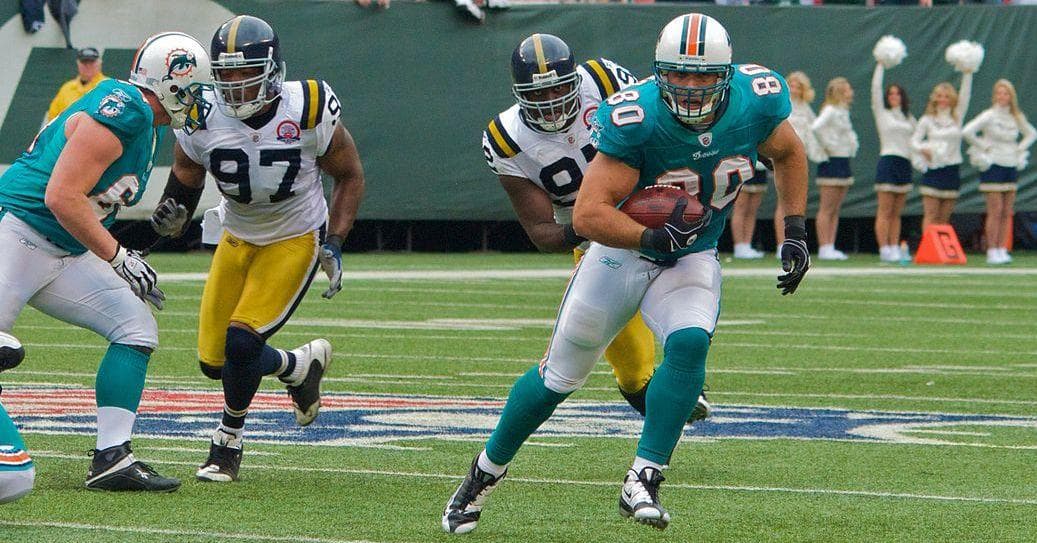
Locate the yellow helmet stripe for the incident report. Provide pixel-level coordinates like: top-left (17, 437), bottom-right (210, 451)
top-left (532, 34), bottom-right (549, 74)
top-left (226, 15), bottom-right (244, 54)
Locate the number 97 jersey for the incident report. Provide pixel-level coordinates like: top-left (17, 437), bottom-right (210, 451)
top-left (591, 64), bottom-right (791, 262)
top-left (176, 79), bottom-right (341, 245)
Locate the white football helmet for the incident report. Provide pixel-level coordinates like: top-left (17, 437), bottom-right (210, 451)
top-left (128, 32), bottom-right (213, 133)
top-left (654, 13), bottom-right (733, 126)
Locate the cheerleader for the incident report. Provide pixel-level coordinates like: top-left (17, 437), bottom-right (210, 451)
top-left (871, 36), bottom-right (916, 263)
top-left (911, 41), bottom-right (982, 231)
top-left (963, 79), bottom-right (1036, 264)
top-left (731, 160), bottom-right (769, 259)
top-left (811, 77), bottom-right (859, 260)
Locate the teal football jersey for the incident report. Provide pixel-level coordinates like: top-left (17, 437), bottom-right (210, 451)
top-left (592, 64), bottom-right (791, 261)
top-left (0, 79), bottom-right (158, 254)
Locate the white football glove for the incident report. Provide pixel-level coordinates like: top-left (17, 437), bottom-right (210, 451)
top-left (150, 197), bottom-right (190, 238)
top-left (319, 241), bottom-right (343, 299)
top-left (108, 245), bottom-right (165, 310)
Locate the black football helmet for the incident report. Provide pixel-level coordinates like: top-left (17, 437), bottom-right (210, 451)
top-left (511, 34), bottom-right (581, 133)
top-left (210, 15), bottom-right (285, 119)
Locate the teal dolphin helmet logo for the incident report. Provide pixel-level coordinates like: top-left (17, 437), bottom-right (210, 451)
top-left (164, 48), bottom-right (198, 81)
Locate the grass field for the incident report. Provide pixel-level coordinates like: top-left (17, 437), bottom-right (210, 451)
top-left (1, 250), bottom-right (1036, 542)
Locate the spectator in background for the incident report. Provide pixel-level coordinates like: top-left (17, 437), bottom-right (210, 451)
top-left (355, 0), bottom-right (390, 8)
top-left (811, 77), bottom-right (858, 260)
top-left (871, 36), bottom-right (916, 263)
top-left (963, 79), bottom-right (1036, 264)
top-left (778, 71), bottom-right (826, 255)
top-left (731, 159), bottom-right (769, 259)
top-left (44, 47), bottom-right (106, 123)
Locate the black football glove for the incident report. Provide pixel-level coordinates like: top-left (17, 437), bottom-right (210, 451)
top-left (640, 198), bottom-right (712, 254)
top-left (777, 215), bottom-right (810, 295)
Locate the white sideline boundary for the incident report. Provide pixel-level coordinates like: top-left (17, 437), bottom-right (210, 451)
top-left (161, 266), bottom-right (1037, 282)
top-left (0, 520), bottom-right (393, 543)
top-left (26, 453), bottom-right (1037, 507)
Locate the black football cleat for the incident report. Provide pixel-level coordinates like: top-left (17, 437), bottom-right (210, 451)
top-left (286, 339), bottom-right (332, 426)
top-left (85, 441), bottom-right (180, 492)
top-left (196, 441), bottom-right (243, 483)
top-left (442, 455), bottom-right (506, 534)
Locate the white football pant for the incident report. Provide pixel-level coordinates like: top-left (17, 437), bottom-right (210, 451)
top-left (540, 242), bottom-right (721, 394)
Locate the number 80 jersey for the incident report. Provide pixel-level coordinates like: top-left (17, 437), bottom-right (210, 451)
top-left (176, 80), bottom-right (340, 245)
top-left (591, 64), bottom-right (791, 261)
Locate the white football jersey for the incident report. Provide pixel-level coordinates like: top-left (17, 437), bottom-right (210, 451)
top-left (176, 80), bottom-right (340, 245)
top-left (482, 59), bottom-right (637, 225)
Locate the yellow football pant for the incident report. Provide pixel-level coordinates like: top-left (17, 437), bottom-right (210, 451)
top-left (198, 229), bottom-right (320, 368)
top-left (573, 248), bottom-right (656, 392)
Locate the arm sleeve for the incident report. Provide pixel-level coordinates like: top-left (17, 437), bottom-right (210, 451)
top-left (590, 105), bottom-right (644, 170)
top-left (871, 64), bottom-right (885, 122)
top-left (1018, 118), bottom-right (1037, 151)
top-left (961, 110), bottom-right (987, 149)
top-left (481, 129), bottom-right (524, 177)
top-left (955, 72), bottom-right (973, 125)
top-left (174, 129), bottom-right (203, 165)
top-left (315, 81), bottom-right (341, 157)
top-left (910, 117), bottom-right (928, 152)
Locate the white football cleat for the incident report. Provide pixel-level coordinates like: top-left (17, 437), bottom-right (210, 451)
top-left (286, 339), bottom-right (332, 426)
top-left (442, 456), bottom-right (506, 534)
top-left (619, 467), bottom-right (670, 530)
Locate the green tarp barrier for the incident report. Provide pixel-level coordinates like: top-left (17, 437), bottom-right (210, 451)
top-left (2, 2), bottom-right (1035, 219)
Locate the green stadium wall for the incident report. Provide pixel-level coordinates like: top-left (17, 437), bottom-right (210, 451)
top-left (1, 1), bottom-right (1035, 220)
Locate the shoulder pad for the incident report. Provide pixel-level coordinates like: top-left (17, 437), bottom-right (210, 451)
top-left (299, 79), bottom-right (330, 129)
top-left (581, 59), bottom-right (621, 101)
top-left (485, 114), bottom-right (521, 159)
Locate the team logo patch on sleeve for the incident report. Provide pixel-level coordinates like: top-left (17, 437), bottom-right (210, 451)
top-left (276, 120), bottom-right (302, 143)
top-left (98, 94), bottom-right (126, 118)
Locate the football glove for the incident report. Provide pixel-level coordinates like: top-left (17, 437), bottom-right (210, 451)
top-left (777, 215), bottom-right (810, 296)
top-left (319, 235), bottom-right (344, 299)
top-left (108, 245), bottom-right (165, 310)
top-left (640, 198), bottom-right (712, 254)
top-left (150, 197), bottom-right (190, 238)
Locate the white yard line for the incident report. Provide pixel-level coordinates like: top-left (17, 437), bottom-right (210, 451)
top-left (26, 453), bottom-right (1037, 507)
top-left (0, 520), bottom-right (396, 543)
top-left (160, 266), bottom-right (1037, 283)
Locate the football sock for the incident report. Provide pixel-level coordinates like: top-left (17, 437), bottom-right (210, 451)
top-left (636, 327), bottom-right (709, 465)
top-left (619, 383), bottom-right (648, 417)
top-left (277, 351), bottom-right (301, 384)
top-left (222, 327), bottom-right (275, 428)
top-left (476, 449), bottom-right (508, 478)
top-left (484, 365), bottom-right (569, 466)
top-left (631, 456), bottom-right (664, 474)
top-left (94, 344), bottom-right (149, 450)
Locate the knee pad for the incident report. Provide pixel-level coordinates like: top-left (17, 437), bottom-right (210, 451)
top-left (559, 299), bottom-right (607, 348)
top-left (224, 326), bottom-right (264, 366)
top-left (109, 313), bottom-right (159, 351)
top-left (0, 332), bottom-right (25, 372)
top-left (199, 361), bottom-right (223, 380)
top-left (662, 327), bottom-right (711, 373)
top-left (0, 467), bottom-right (34, 504)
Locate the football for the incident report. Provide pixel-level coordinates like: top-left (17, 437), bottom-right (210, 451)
top-left (619, 185), bottom-right (707, 229)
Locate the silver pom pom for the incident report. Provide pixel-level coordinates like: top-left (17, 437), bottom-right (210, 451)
top-left (945, 40), bottom-right (984, 73)
top-left (873, 36), bottom-right (907, 69)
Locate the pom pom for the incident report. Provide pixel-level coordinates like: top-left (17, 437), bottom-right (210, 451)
top-left (967, 145), bottom-right (992, 172)
top-left (873, 36), bottom-right (907, 69)
top-left (911, 152), bottom-right (929, 174)
top-left (945, 40), bottom-right (984, 73)
top-left (1018, 150), bottom-right (1029, 171)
